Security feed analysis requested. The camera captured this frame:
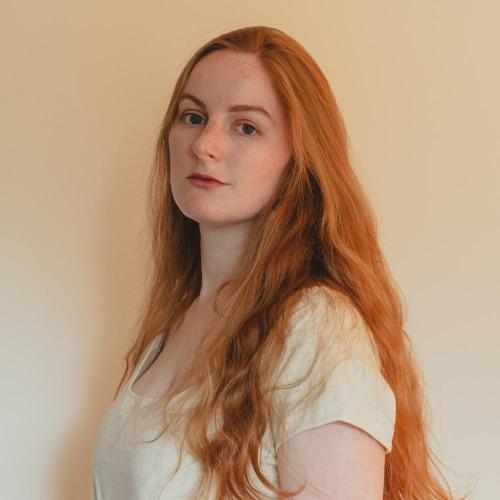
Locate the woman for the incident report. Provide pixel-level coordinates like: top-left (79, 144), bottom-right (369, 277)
top-left (92, 26), bottom-right (469, 499)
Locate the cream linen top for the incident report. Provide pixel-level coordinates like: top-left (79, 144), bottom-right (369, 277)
top-left (92, 286), bottom-right (396, 499)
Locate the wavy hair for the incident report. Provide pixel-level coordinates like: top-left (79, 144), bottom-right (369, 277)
top-left (113, 26), bottom-right (471, 499)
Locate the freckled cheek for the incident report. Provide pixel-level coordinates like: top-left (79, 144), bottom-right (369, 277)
top-left (230, 156), bottom-right (282, 200)
top-left (254, 152), bottom-right (286, 183)
top-left (169, 135), bottom-right (194, 176)
top-left (169, 132), bottom-right (187, 158)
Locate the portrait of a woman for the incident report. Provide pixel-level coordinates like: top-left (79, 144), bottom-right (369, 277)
top-left (92, 26), bottom-right (468, 500)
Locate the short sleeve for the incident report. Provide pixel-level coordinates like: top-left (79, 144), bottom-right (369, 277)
top-left (271, 286), bottom-right (396, 455)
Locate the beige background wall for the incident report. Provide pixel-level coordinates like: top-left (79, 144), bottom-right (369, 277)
top-left (1, 1), bottom-right (498, 498)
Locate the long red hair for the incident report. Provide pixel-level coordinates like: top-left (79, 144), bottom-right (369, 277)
top-left (114, 26), bottom-right (471, 499)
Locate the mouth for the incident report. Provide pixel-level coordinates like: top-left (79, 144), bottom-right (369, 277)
top-left (187, 176), bottom-right (227, 189)
top-left (187, 172), bottom-right (225, 184)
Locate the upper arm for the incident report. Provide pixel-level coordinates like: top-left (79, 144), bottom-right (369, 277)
top-left (277, 419), bottom-right (386, 499)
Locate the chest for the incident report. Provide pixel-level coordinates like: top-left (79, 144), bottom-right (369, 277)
top-left (131, 306), bottom-right (217, 400)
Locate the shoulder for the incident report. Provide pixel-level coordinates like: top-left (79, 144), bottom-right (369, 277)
top-left (285, 284), bottom-right (381, 370)
top-left (289, 284), bottom-right (364, 332)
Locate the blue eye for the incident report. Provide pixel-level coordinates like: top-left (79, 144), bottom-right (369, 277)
top-left (180, 112), bottom-right (205, 125)
top-left (237, 123), bottom-right (258, 136)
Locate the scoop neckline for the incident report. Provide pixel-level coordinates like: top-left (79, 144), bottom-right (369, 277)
top-left (126, 285), bottom-right (325, 403)
top-left (126, 333), bottom-right (190, 404)
top-left (126, 334), bottom-right (166, 402)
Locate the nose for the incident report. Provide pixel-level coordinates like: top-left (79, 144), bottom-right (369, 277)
top-left (191, 120), bottom-right (222, 160)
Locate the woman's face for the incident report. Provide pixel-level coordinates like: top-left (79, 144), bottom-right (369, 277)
top-left (168, 50), bottom-right (292, 228)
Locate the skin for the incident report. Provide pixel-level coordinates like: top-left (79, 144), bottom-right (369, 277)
top-left (277, 421), bottom-right (386, 498)
top-left (168, 49), bottom-right (292, 308)
top-left (167, 49), bottom-right (386, 497)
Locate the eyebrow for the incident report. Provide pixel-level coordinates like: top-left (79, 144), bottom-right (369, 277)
top-left (179, 92), bottom-right (274, 123)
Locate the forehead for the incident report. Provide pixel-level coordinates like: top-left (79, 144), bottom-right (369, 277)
top-left (183, 51), bottom-right (283, 115)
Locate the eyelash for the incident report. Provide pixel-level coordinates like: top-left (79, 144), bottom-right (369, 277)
top-left (179, 112), bottom-right (259, 137)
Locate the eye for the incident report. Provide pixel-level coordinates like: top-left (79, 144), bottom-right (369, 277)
top-left (236, 122), bottom-right (258, 136)
top-left (180, 112), bottom-right (205, 125)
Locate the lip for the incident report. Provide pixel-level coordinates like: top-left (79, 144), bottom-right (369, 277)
top-left (188, 177), bottom-right (227, 189)
top-left (187, 171), bottom-right (225, 183)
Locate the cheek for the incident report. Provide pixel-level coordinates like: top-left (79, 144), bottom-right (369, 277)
top-left (168, 132), bottom-right (188, 196)
top-left (234, 150), bottom-right (288, 204)
top-left (168, 129), bottom-right (185, 161)
top-left (169, 122), bottom-right (197, 150)
top-left (255, 148), bottom-right (288, 186)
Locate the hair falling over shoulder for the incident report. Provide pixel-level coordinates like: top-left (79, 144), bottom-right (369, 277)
top-left (113, 26), bottom-right (473, 500)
